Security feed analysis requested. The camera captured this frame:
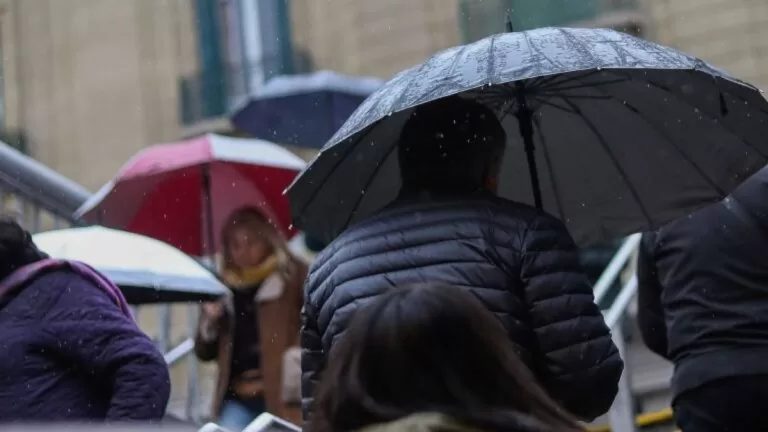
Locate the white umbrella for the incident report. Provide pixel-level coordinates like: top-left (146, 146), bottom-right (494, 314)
top-left (33, 226), bottom-right (228, 304)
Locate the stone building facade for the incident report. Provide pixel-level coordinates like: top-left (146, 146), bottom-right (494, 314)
top-left (647, 0), bottom-right (768, 89)
top-left (0, 0), bottom-right (202, 191)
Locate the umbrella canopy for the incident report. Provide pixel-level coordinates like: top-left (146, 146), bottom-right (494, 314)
top-left (33, 226), bottom-right (228, 304)
top-left (231, 70), bottom-right (384, 149)
top-left (76, 133), bottom-right (305, 256)
top-left (287, 27), bottom-right (768, 247)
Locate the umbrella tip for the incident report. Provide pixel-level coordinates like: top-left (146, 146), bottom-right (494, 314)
top-left (505, 12), bottom-right (514, 33)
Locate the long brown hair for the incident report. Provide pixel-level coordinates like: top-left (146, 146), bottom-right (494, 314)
top-left (310, 283), bottom-right (585, 432)
top-left (219, 206), bottom-right (291, 275)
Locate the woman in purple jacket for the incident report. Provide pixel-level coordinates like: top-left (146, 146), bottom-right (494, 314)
top-left (0, 217), bottom-right (171, 422)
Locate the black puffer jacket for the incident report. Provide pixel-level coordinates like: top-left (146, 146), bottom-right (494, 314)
top-left (301, 193), bottom-right (623, 420)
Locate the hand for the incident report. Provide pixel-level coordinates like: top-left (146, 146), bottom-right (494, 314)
top-left (202, 301), bottom-right (224, 319)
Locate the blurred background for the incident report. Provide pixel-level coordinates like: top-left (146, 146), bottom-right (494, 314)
top-left (0, 0), bottom-right (766, 427)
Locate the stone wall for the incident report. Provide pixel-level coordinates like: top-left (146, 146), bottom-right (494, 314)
top-left (0, 0), bottom-right (200, 190)
top-left (648, 0), bottom-right (768, 90)
top-left (289, 0), bottom-right (461, 79)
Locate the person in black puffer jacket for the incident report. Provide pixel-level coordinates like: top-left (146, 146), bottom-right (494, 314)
top-left (301, 96), bottom-right (623, 423)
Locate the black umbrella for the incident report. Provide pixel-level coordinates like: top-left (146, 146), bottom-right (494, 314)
top-left (287, 27), bottom-right (768, 247)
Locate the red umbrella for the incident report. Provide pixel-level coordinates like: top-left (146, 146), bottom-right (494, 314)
top-left (75, 134), bottom-right (305, 256)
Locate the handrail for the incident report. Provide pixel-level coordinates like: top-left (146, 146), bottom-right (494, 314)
top-left (591, 233), bottom-right (643, 432)
top-left (165, 337), bottom-right (196, 366)
top-left (605, 275), bottom-right (638, 329)
top-left (0, 142), bottom-right (90, 219)
top-left (593, 233), bottom-right (641, 305)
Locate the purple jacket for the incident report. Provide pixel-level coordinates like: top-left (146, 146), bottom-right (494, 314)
top-left (0, 261), bottom-right (171, 422)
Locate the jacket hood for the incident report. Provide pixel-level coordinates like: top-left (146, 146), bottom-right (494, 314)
top-left (729, 164), bottom-right (768, 228)
top-left (360, 413), bottom-right (482, 432)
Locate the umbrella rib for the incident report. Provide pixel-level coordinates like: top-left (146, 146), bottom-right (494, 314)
top-left (531, 115), bottom-right (567, 223)
top-left (294, 125), bottom-right (379, 220)
top-left (531, 96), bottom-right (579, 114)
top-left (587, 84), bottom-right (726, 196)
top-left (340, 138), bottom-right (399, 231)
top-left (534, 70), bottom-right (602, 93)
top-left (540, 94), bottom-right (613, 101)
top-left (561, 98), bottom-right (655, 228)
top-left (688, 70), bottom-right (768, 116)
top-left (538, 77), bottom-right (627, 93)
top-left (612, 70), bottom-right (768, 159)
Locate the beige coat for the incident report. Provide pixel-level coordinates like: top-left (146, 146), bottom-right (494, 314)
top-left (194, 256), bottom-right (307, 424)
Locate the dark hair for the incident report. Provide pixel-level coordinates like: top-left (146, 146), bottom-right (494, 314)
top-left (398, 96), bottom-right (506, 193)
top-left (0, 215), bottom-right (47, 281)
top-left (310, 283), bottom-right (585, 432)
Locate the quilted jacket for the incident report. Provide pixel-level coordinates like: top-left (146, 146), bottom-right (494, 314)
top-left (301, 192), bottom-right (623, 421)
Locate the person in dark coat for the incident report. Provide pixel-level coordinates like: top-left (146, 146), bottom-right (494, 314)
top-left (637, 165), bottom-right (768, 432)
top-left (301, 96), bottom-right (623, 422)
top-left (0, 217), bottom-right (170, 422)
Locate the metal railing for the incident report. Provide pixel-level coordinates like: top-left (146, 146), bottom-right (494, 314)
top-left (593, 233), bottom-right (642, 432)
top-left (0, 142), bottom-right (88, 231)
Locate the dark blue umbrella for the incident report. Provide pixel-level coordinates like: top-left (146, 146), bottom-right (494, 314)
top-left (287, 27), bottom-right (768, 247)
top-left (231, 70), bottom-right (383, 149)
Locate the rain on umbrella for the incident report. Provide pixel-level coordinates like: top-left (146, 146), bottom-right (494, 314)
top-left (287, 27), bottom-right (768, 247)
top-left (33, 226), bottom-right (228, 304)
top-left (75, 133), bottom-right (306, 256)
top-left (231, 70), bottom-right (384, 149)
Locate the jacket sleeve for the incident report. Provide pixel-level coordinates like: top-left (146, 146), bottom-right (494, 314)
top-left (636, 232), bottom-right (669, 359)
top-left (300, 280), bottom-right (324, 423)
top-left (520, 214), bottom-right (624, 421)
top-left (194, 299), bottom-right (226, 362)
top-left (41, 275), bottom-right (170, 421)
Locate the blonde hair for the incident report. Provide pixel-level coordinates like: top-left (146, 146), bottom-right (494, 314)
top-left (219, 206), bottom-right (291, 275)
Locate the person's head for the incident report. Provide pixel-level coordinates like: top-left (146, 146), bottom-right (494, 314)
top-left (0, 215), bottom-right (47, 281)
top-left (220, 207), bottom-right (284, 272)
top-left (311, 282), bottom-right (583, 432)
top-left (398, 96), bottom-right (506, 194)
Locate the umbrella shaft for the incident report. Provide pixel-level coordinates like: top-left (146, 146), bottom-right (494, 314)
top-left (516, 102), bottom-right (542, 209)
